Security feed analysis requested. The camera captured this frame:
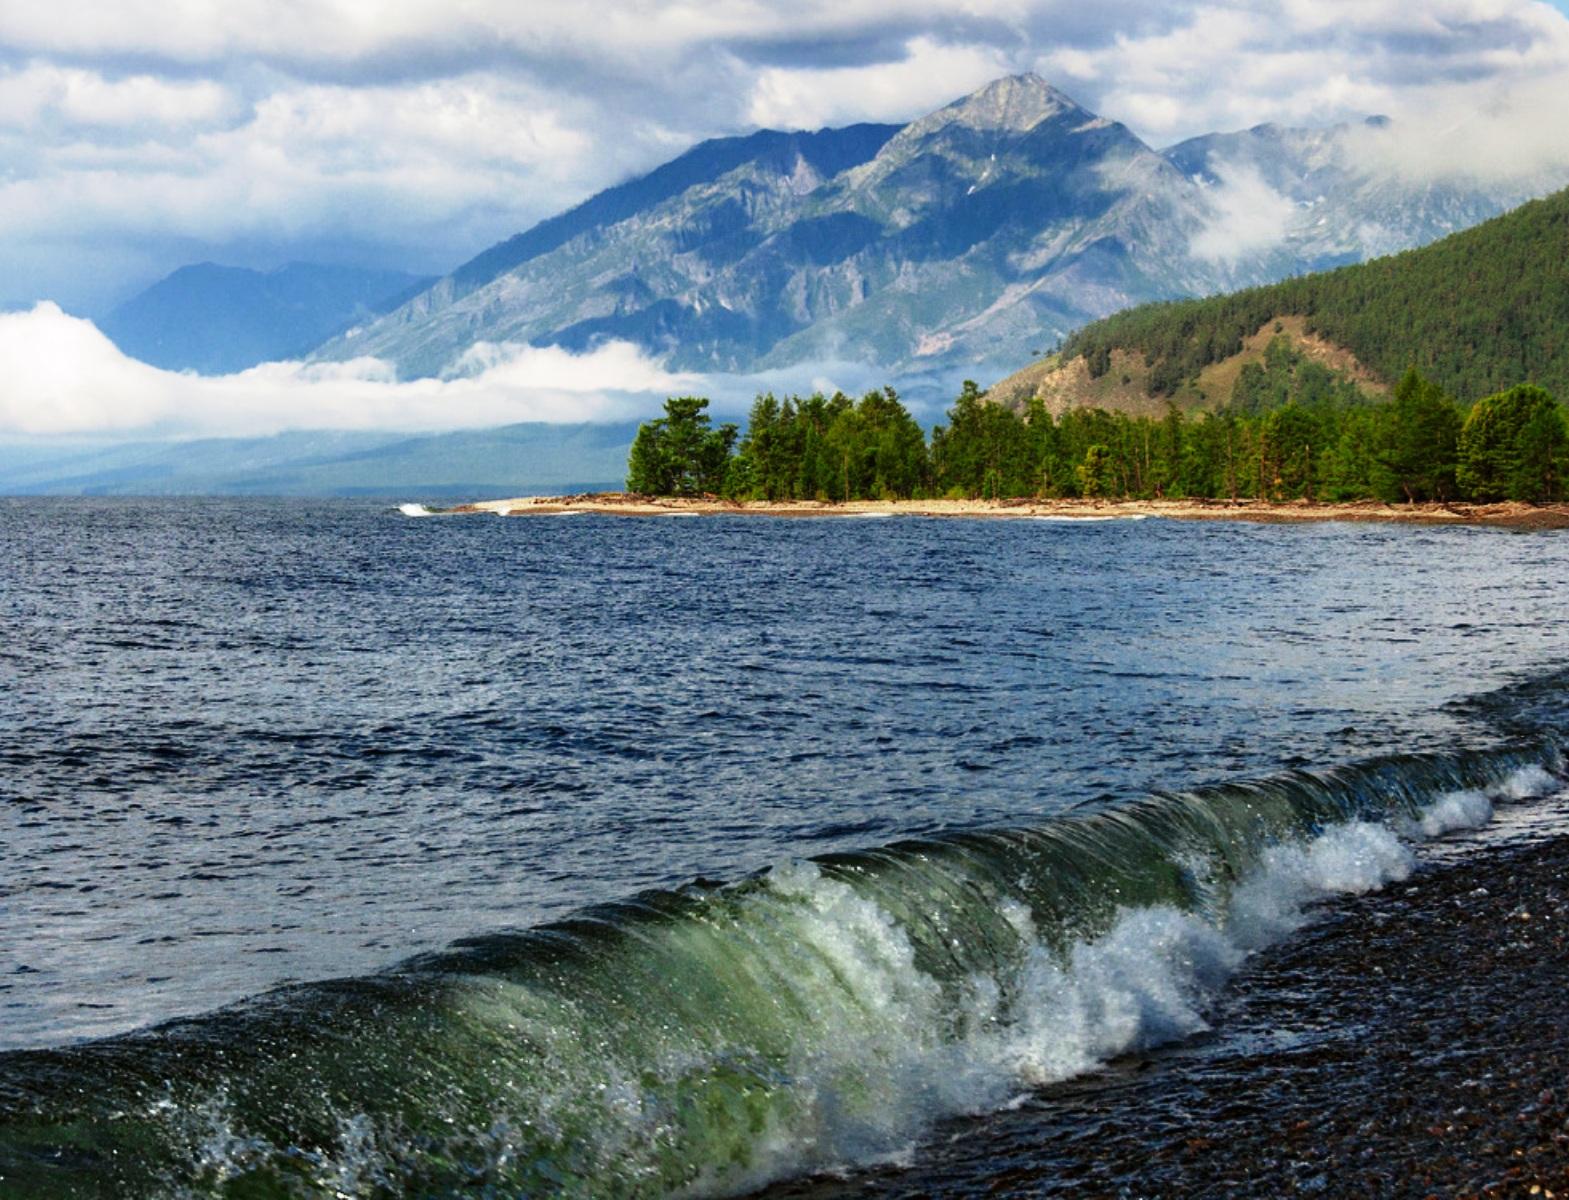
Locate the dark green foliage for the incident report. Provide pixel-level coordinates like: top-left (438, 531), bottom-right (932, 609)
top-left (625, 422), bottom-right (667, 494)
top-left (1259, 405), bottom-right (1320, 500)
top-left (624, 396), bottom-right (738, 495)
top-left (1229, 337), bottom-right (1367, 415)
top-left (823, 387), bottom-right (931, 500)
top-left (931, 381), bottom-right (1039, 498)
top-left (1060, 188), bottom-right (1569, 403)
top-left (1321, 409), bottom-right (1382, 501)
top-left (1375, 368), bottom-right (1461, 501)
top-left (1457, 385), bottom-right (1567, 501)
top-left (732, 388), bottom-right (929, 500)
top-left (1076, 444), bottom-right (1118, 498)
top-left (630, 370), bottom-right (1557, 504)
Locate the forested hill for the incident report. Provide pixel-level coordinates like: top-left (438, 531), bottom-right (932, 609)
top-left (1004, 186), bottom-right (1569, 408)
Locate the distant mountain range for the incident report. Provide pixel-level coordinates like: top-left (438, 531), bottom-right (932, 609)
top-left (100, 262), bottom-right (435, 374)
top-left (304, 74), bottom-right (1559, 385)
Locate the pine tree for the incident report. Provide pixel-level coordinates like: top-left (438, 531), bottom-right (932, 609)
top-left (625, 420), bottom-right (669, 494)
top-left (1376, 368), bottom-right (1460, 501)
top-left (624, 397), bottom-right (737, 495)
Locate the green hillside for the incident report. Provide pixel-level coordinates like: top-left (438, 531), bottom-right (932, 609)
top-left (1054, 187), bottom-right (1569, 403)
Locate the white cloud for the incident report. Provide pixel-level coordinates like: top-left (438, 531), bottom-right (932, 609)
top-left (1188, 162), bottom-right (1298, 264)
top-left (0, 64), bottom-right (237, 129)
top-left (0, 303), bottom-right (691, 437)
top-left (746, 36), bottom-right (1012, 129)
top-left (1033, 0), bottom-right (1569, 143)
top-left (0, 70), bottom-right (612, 304)
top-left (0, 2), bottom-right (1036, 67)
top-left (1343, 69), bottom-right (1569, 187)
top-left (4, 0), bottom-right (1569, 316)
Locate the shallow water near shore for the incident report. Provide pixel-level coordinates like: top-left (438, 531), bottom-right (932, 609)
top-left (4, 497), bottom-right (1569, 1196)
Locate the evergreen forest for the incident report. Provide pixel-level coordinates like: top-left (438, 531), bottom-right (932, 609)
top-left (626, 349), bottom-right (1569, 504)
top-left (1058, 187), bottom-right (1569, 403)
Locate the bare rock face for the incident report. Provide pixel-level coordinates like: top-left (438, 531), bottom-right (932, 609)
top-left (306, 74), bottom-right (1560, 385)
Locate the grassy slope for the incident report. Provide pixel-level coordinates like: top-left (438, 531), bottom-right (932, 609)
top-left (994, 186), bottom-right (1569, 412)
top-left (994, 316), bottom-right (1388, 415)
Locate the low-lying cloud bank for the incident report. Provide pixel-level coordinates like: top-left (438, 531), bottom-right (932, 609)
top-left (0, 303), bottom-right (696, 438)
top-left (0, 304), bottom-right (921, 442)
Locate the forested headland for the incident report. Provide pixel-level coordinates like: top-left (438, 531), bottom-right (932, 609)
top-left (1054, 187), bottom-right (1569, 404)
top-left (626, 185), bottom-right (1569, 506)
top-left (625, 356), bottom-right (1568, 505)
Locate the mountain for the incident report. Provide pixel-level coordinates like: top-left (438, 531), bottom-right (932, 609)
top-left (307, 75), bottom-right (1561, 386)
top-left (991, 186), bottom-right (1569, 413)
top-left (309, 76), bottom-right (1210, 380)
top-left (0, 423), bottom-right (635, 497)
top-left (100, 262), bottom-right (436, 375)
top-left (311, 120), bottom-right (903, 379)
top-left (1164, 117), bottom-right (1545, 273)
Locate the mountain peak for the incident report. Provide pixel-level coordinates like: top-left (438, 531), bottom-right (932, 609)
top-left (927, 72), bottom-right (1085, 134)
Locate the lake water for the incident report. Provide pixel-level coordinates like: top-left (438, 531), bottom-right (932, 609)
top-left (3, 498), bottom-right (1567, 1196)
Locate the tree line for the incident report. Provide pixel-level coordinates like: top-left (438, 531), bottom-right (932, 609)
top-left (626, 355), bottom-right (1568, 505)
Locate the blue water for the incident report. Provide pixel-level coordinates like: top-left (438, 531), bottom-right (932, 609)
top-left (3, 499), bottom-right (1568, 1196)
top-left (3, 499), bottom-right (1566, 1049)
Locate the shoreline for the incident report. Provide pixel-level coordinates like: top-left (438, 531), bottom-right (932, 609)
top-left (438, 493), bottom-right (1569, 530)
top-left (762, 822), bottom-right (1569, 1199)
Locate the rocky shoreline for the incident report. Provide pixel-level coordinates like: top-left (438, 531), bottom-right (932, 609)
top-left (762, 823), bottom-right (1569, 1199)
top-left (438, 493), bottom-right (1569, 530)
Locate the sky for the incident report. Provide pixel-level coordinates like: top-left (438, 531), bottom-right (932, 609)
top-left (3, 0), bottom-right (1569, 439)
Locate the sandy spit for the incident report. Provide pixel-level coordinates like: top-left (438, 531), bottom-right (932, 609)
top-left (442, 493), bottom-right (1569, 530)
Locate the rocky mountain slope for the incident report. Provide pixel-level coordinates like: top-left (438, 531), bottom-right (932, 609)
top-left (308, 74), bottom-right (1558, 385)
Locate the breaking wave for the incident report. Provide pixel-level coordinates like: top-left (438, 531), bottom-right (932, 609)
top-left (0, 748), bottom-right (1559, 1198)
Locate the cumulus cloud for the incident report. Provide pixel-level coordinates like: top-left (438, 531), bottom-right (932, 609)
top-left (0, 64), bottom-right (237, 130)
top-left (1343, 68), bottom-right (1569, 186)
top-left (0, 2), bottom-right (1042, 68)
top-left (0, 71), bottom-right (600, 245)
top-left (0, 304), bottom-right (692, 437)
top-left (1035, 0), bottom-right (1569, 142)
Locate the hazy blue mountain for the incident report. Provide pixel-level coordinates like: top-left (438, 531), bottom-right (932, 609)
top-left (0, 423), bottom-right (635, 497)
top-left (100, 262), bottom-right (436, 374)
top-left (309, 74), bottom-right (1560, 385)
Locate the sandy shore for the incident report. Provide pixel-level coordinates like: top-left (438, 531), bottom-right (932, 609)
top-left (441, 493), bottom-right (1569, 530)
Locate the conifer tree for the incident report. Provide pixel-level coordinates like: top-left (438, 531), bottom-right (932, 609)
top-left (1376, 368), bottom-right (1460, 501)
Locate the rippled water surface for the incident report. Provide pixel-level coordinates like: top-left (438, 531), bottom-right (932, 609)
top-left (4, 498), bottom-right (1568, 1053)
